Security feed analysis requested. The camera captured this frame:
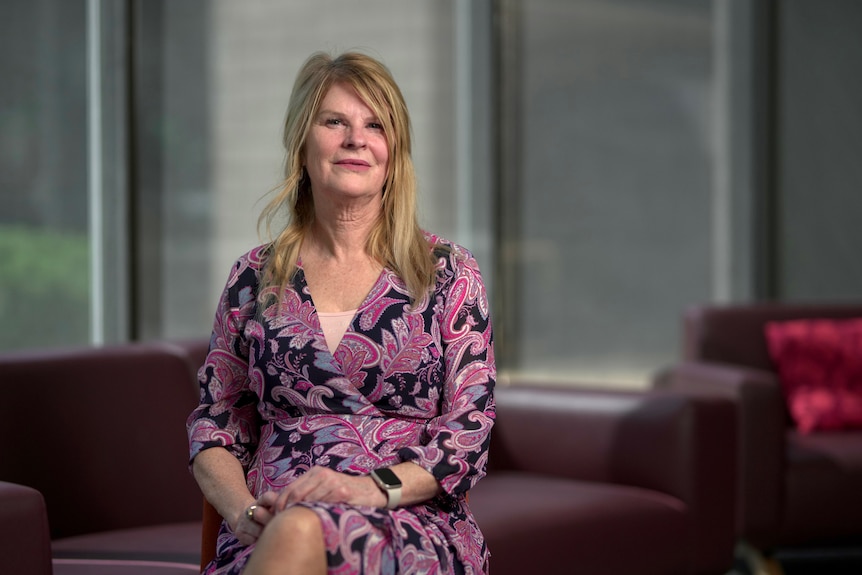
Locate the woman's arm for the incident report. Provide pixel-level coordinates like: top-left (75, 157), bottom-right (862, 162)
top-left (265, 461), bottom-right (440, 511)
top-left (187, 251), bottom-right (268, 541)
top-left (396, 244), bottom-right (496, 496)
top-left (193, 446), bottom-right (268, 544)
top-left (386, 460), bottom-right (442, 505)
top-left (193, 447), bottom-right (254, 526)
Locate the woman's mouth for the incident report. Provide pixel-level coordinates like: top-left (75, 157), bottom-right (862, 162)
top-left (336, 159), bottom-right (370, 167)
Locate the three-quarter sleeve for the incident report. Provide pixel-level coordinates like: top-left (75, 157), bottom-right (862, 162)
top-left (186, 253), bottom-right (263, 470)
top-left (398, 246), bottom-right (496, 495)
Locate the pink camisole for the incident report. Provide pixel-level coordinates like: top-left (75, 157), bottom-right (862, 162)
top-left (317, 309), bottom-right (357, 354)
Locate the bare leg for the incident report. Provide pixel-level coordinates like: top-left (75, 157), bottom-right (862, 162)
top-left (243, 506), bottom-right (327, 575)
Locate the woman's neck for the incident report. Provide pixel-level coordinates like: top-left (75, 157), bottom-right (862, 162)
top-left (304, 214), bottom-right (376, 263)
top-left (303, 184), bottom-right (385, 265)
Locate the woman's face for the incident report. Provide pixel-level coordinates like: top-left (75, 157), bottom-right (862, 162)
top-left (304, 82), bottom-right (389, 205)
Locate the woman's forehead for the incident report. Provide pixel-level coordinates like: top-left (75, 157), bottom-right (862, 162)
top-left (319, 81), bottom-right (386, 116)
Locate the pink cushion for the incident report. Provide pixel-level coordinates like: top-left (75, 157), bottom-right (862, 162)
top-left (765, 318), bottom-right (862, 433)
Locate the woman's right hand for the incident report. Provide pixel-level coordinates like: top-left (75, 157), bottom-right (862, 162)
top-left (192, 448), bottom-right (275, 546)
top-left (232, 498), bottom-right (275, 546)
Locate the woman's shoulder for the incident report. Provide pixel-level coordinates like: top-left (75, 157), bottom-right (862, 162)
top-left (422, 232), bottom-right (489, 312)
top-left (422, 231), bottom-right (484, 283)
top-left (222, 243), bottom-right (272, 290)
top-left (235, 243), bottom-right (271, 269)
top-left (423, 231), bottom-right (472, 262)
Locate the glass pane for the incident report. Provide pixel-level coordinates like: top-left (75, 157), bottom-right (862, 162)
top-left (134, 0), bottom-right (463, 341)
top-left (778, 0), bottom-right (862, 300)
top-left (0, 0), bottom-right (89, 352)
top-left (506, 0), bottom-right (714, 385)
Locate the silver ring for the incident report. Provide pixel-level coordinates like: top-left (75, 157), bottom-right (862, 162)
top-left (246, 504), bottom-right (258, 522)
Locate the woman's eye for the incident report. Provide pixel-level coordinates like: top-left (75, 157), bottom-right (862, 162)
top-left (325, 118), bottom-right (343, 126)
top-left (368, 122), bottom-right (383, 131)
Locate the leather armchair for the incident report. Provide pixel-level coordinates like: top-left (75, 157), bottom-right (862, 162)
top-left (470, 383), bottom-right (737, 575)
top-left (0, 342), bottom-right (207, 574)
top-left (0, 481), bottom-right (52, 575)
top-left (656, 303), bottom-right (862, 570)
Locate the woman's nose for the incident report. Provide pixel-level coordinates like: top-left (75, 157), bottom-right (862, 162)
top-left (344, 126), bottom-right (367, 148)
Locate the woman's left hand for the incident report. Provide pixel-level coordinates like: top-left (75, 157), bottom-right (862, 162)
top-left (264, 466), bottom-right (387, 512)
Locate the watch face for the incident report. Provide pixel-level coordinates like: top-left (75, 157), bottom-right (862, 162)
top-left (373, 467), bottom-right (402, 488)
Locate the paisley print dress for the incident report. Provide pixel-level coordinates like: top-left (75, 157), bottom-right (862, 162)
top-left (187, 233), bottom-right (496, 574)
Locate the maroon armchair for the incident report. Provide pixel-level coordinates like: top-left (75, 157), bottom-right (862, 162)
top-left (0, 481), bottom-right (52, 575)
top-left (0, 341), bottom-right (208, 574)
top-left (467, 383), bottom-right (737, 575)
top-left (656, 303), bottom-right (862, 569)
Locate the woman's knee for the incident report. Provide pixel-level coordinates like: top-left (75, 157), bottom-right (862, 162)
top-left (264, 506), bottom-right (324, 545)
top-left (245, 506), bottom-right (326, 574)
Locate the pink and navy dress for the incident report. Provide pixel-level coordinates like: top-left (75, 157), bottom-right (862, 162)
top-left (187, 233), bottom-right (496, 574)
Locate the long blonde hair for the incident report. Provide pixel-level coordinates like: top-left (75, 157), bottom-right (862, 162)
top-left (258, 51), bottom-right (437, 305)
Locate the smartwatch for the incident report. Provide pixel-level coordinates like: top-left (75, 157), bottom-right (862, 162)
top-left (370, 467), bottom-right (402, 509)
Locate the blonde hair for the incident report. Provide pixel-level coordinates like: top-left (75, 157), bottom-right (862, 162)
top-left (258, 51), bottom-right (437, 306)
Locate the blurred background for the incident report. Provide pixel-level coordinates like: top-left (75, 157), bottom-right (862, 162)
top-left (2, 0), bottom-right (860, 388)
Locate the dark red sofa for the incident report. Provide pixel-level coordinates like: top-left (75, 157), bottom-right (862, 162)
top-left (2, 340), bottom-right (737, 575)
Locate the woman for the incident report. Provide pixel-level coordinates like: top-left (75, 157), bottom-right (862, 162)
top-left (187, 51), bottom-right (496, 574)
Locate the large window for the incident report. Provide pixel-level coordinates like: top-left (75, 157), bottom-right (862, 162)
top-left (495, 0), bottom-right (715, 385)
top-left (9, 0), bottom-right (857, 391)
top-left (0, 0), bottom-right (90, 351)
top-left (0, 0), bottom-right (717, 375)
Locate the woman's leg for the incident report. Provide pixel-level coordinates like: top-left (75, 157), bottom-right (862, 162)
top-left (243, 506), bottom-right (327, 575)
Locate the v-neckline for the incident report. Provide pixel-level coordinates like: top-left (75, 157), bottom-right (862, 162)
top-left (296, 256), bottom-right (384, 316)
top-left (294, 260), bottom-right (386, 355)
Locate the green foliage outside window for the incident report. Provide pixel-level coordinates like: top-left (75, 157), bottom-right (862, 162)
top-left (0, 225), bottom-right (89, 351)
